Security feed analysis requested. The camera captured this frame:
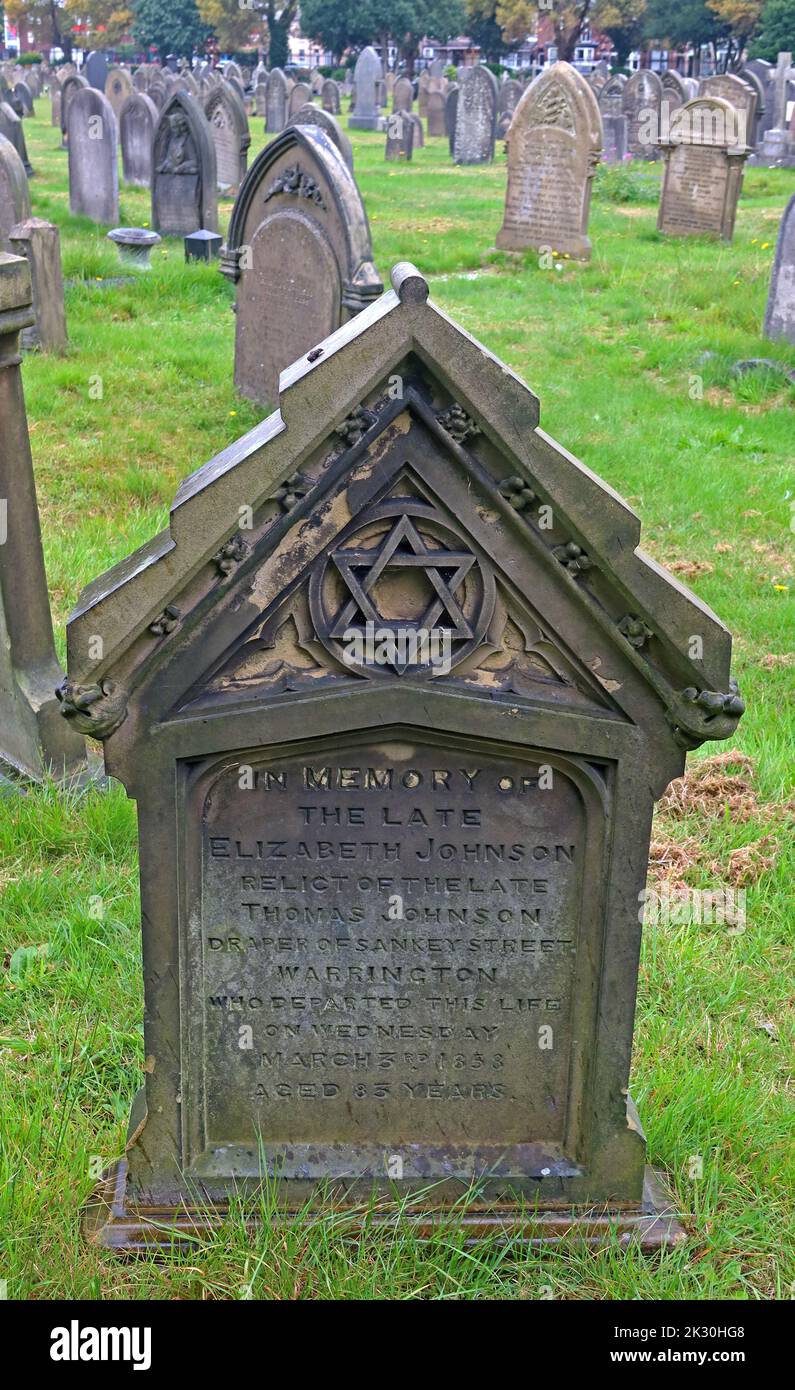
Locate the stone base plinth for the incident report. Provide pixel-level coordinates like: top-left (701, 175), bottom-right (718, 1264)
top-left (83, 1159), bottom-right (685, 1254)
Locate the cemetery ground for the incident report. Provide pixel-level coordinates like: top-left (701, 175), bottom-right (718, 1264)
top-left (0, 109), bottom-right (793, 1302)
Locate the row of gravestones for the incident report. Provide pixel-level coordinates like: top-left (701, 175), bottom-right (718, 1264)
top-left (595, 55), bottom-right (795, 167)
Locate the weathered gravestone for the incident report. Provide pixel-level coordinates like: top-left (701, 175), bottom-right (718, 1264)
top-left (699, 73), bottom-right (757, 148)
top-left (661, 69), bottom-right (688, 117)
top-left (497, 63), bottom-right (602, 261)
top-left (286, 104), bottom-right (354, 172)
top-left (67, 87), bottom-right (120, 225)
top-left (763, 192), bottom-right (795, 343)
top-left (454, 65), bottom-right (497, 164)
top-left (205, 83), bottom-right (251, 194)
top-left (427, 91), bottom-right (445, 138)
top-left (758, 52), bottom-right (794, 164)
top-left (393, 77), bottom-right (413, 113)
top-left (148, 80), bottom-right (167, 111)
top-left (60, 71), bottom-right (88, 146)
top-left (658, 96), bottom-right (749, 241)
top-left (152, 92), bottom-right (218, 236)
top-left (446, 84), bottom-right (459, 155)
top-left (385, 110), bottom-right (413, 161)
top-left (739, 68), bottom-right (766, 147)
top-left (50, 82), bottom-right (62, 128)
top-left (266, 68), bottom-right (288, 133)
top-left (9, 217), bottom-right (68, 352)
top-left (254, 82), bottom-right (268, 118)
top-left (623, 69), bottom-right (662, 159)
top-left (288, 83), bottom-right (312, 118)
top-left (349, 47), bottom-right (383, 130)
top-left (0, 100), bottom-right (32, 174)
top-left (105, 67), bottom-right (134, 124)
top-left (497, 78), bottom-right (523, 138)
top-left (120, 92), bottom-right (158, 187)
top-left (407, 113), bottom-right (424, 149)
top-left (0, 254), bottom-right (86, 785)
top-left (0, 132), bottom-right (31, 251)
top-left (71, 260), bottom-right (743, 1248)
top-left (418, 69), bottom-right (430, 118)
top-left (321, 79), bottom-right (340, 115)
top-left (598, 72), bottom-right (626, 119)
top-left (220, 125), bottom-right (381, 405)
top-left (14, 81), bottom-right (33, 117)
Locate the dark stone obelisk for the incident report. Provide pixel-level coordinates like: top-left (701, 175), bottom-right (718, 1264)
top-left (0, 252), bottom-right (86, 784)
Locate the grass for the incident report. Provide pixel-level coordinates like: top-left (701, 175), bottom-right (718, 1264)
top-left (0, 105), bottom-right (793, 1301)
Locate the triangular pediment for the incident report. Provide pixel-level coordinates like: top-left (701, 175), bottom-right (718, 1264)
top-left (64, 265), bottom-right (742, 757)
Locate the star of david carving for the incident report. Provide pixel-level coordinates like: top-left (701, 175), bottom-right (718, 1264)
top-left (327, 515), bottom-right (476, 672)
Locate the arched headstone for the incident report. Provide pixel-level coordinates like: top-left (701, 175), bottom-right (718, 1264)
top-left (205, 83), bottom-right (250, 194)
top-left (349, 47), bottom-right (382, 130)
top-left (699, 73), bottom-right (757, 149)
top-left (221, 124), bottom-right (382, 405)
top-left (286, 103), bottom-right (353, 171)
top-left (385, 110), bottom-right (414, 160)
top-left (321, 79), bottom-right (340, 115)
top-left (60, 71), bottom-right (88, 146)
top-left (120, 92), bottom-right (158, 188)
top-left (0, 132), bottom-right (30, 250)
top-left (85, 50), bottom-right (108, 91)
top-left (623, 69), bottom-right (662, 159)
top-left (657, 96), bottom-right (749, 241)
top-left (393, 76), bottom-right (413, 113)
top-left (496, 62), bottom-right (602, 261)
top-left (67, 87), bottom-right (119, 224)
top-left (266, 68), bottom-right (288, 133)
top-left (288, 82), bottom-right (311, 118)
top-left (453, 65), bottom-right (497, 164)
top-left (152, 92), bottom-right (218, 236)
top-left (0, 101), bottom-right (32, 175)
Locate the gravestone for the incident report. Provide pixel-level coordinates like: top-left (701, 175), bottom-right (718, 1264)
top-left (288, 82), bottom-right (312, 118)
top-left (72, 261), bottom-right (742, 1250)
top-left (255, 82), bottom-right (268, 118)
top-left (0, 132), bottom-right (31, 251)
top-left (60, 71), bottom-right (88, 145)
top-left (739, 67), bottom-right (766, 146)
top-left (14, 81), bottom-right (33, 117)
top-left (321, 79), bottom-right (340, 115)
top-left (133, 67), bottom-right (149, 93)
top-left (497, 78), bottom-right (523, 138)
top-left (311, 71), bottom-right (324, 96)
top-left (67, 87), bottom-right (119, 225)
top-left (148, 81), bottom-right (167, 111)
top-left (0, 254), bottom-right (86, 785)
top-left (661, 69), bottom-right (688, 117)
top-left (120, 92), bottom-right (158, 187)
top-left (9, 217), bottom-right (68, 352)
top-left (205, 83), bottom-right (250, 194)
top-left (623, 69), bottom-right (662, 159)
top-left (407, 112), bottom-right (424, 149)
top-left (152, 92), bottom-right (218, 236)
top-left (418, 69), bottom-right (430, 118)
top-left (51, 82), bottom-right (62, 127)
top-left (759, 52), bottom-right (794, 164)
top-left (267, 68), bottom-right (288, 133)
top-left (602, 113), bottom-right (628, 164)
top-left (598, 73), bottom-right (626, 119)
top-left (221, 124), bottom-right (382, 406)
top-left (454, 65), bottom-right (497, 164)
top-left (286, 104), bottom-right (354, 172)
top-left (85, 50), bottom-right (108, 91)
top-left (427, 91), bottom-right (445, 138)
top-left (446, 84), bottom-right (459, 155)
top-left (497, 63), bottom-right (602, 261)
top-left (104, 66), bottom-right (132, 123)
top-left (763, 192), bottom-right (795, 343)
top-left (393, 77), bottom-right (413, 113)
top-left (385, 110), bottom-right (413, 161)
top-left (699, 73), bottom-right (757, 148)
top-left (349, 47), bottom-right (382, 130)
top-left (658, 97), bottom-right (749, 241)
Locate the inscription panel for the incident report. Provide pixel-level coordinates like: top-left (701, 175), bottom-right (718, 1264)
top-left (188, 738), bottom-right (603, 1165)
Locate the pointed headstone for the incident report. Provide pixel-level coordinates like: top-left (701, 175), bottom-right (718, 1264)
top-left (152, 93), bottom-right (218, 237)
top-left (349, 47), bottom-right (383, 130)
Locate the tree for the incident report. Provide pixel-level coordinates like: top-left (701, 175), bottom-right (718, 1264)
top-left (707, 0), bottom-right (764, 67)
top-left (600, 2), bottom-right (647, 67)
top-left (196, 0), bottom-right (259, 51)
top-left (299, 0), bottom-right (465, 72)
top-left (5, 0), bottom-right (74, 58)
top-left (64, 0), bottom-right (134, 49)
top-left (466, 2), bottom-right (511, 62)
top-left (747, 0), bottom-right (792, 59)
top-left (132, 0), bottom-right (211, 58)
top-left (642, 0), bottom-right (721, 61)
top-left (496, 0), bottom-right (645, 63)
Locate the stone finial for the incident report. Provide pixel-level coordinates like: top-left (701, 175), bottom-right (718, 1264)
top-left (391, 262), bottom-right (428, 302)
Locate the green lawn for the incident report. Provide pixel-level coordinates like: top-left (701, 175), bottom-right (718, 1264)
top-left (0, 106), bottom-right (793, 1301)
